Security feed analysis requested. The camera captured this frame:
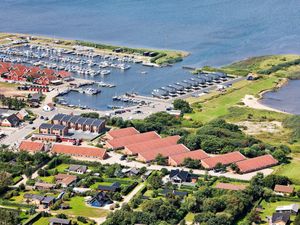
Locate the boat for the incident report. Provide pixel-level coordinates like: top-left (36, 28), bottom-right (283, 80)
top-left (101, 70), bottom-right (111, 75)
top-left (84, 88), bottom-right (101, 95)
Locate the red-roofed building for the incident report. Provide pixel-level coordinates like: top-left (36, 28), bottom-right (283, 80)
top-left (274, 185), bottom-right (294, 196)
top-left (106, 127), bottom-right (140, 140)
top-left (52, 144), bottom-right (108, 160)
top-left (57, 70), bottom-right (71, 78)
top-left (201, 151), bottom-right (246, 170)
top-left (124, 135), bottom-right (180, 155)
top-left (215, 182), bottom-right (247, 191)
top-left (19, 140), bottom-right (45, 153)
top-left (137, 144), bottom-right (189, 162)
top-left (35, 75), bottom-right (58, 85)
top-left (168, 149), bottom-right (209, 166)
top-left (106, 131), bottom-right (160, 149)
top-left (236, 154), bottom-right (278, 173)
top-left (40, 68), bottom-right (55, 76)
top-left (55, 174), bottom-right (77, 188)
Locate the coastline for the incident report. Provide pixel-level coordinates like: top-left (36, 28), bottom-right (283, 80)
top-left (242, 78), bottom-right (291, 114)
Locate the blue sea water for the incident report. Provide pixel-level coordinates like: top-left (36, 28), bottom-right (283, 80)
top-left (1, 0), bottom-right (300, 110)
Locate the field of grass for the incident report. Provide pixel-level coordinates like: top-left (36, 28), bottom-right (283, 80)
top-left (259, 199), bottom-right (299, 224)
top-left (39, 175), bottom-right (55, 183)
top-left (185, 212), bottom-right (195, 223)
top-left (56, 196), bottom-right (109, 218)
top-left (33, 217), bottom-right (86, 225)
top-left (54, 163), bottom-right (69, 173)
top-left (274, 153), bottom-right (300, 184)
top-left (186, 76), bottom-right (279, 123)
top-left (90, 182), bottom-right (113, 190)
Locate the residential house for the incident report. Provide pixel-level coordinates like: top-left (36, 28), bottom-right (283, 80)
top-left (43, 103), bottom-right (55, 112)
top-left (49, 218), bottom-right (71, 225)
top-left (39, 123), bottom-right (68, 136)
top-left (88, 192), bottom-right (112, 207)
top-left (1, 114), bottom-right (20, 127)
top-left (34, 182), bottom-right (56, 190)
top-left (106, 127), bottom-right (140, 140)
top-left (68, 164), bottom-right (87, 174)
top-left (271, 212), bottom-right (290, 225)
top-left (276, 204), bottom-right (299, 214)
top-left (98, 182), bottom-right (121, 193)
top-left (55, 174), bottom-right (77, 188)
top-left (16, 109), bottom-right (28, 120)
top-left (168, 169), bottom-right (192, 183)
top-left (168, 149), bottom-right (209, 166)
top-left (274, 185), bottom-right (294, 196)
top-left (121, 168), bottom-right (140, 177)
top-left (162, 189), bottom-right (188, 198)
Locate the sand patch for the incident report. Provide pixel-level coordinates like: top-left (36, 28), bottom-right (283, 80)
top-left (236, 121), bottom-right (282, 135)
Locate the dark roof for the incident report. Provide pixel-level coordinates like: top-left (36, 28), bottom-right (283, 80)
top-left (24, 193), bottom-right (44, 201)
top-left (84, 118), bottom-right (95, 126)
top-left (77, 117), bottom-right (88, 125)
top-left (41, 196), bottom-right (55, 204)
top-left (52, 113), bottom-right (65, 121)
top-left (39, 123), bottom-right (53, 129)
top-left (6, 114), bottom-right (20, 126)
top-left (271, 212), bottom-right (290, 223)
top-left (89, 191), bottom-right (112, 204)
top-left (98, 182), bottom-right (121, 192)
top-left (69, 115), bottom-right (80, 123)
top-left (49, 218), bottom-right (70, 225)
top-left (162, 189), bottom-right (188, 197)
top-left (51, 124), bottom-right (67, 130)
top-left (60, 114), bottom-right (72, 123)
top-left (92, 119), bottom-right (105, 127)
top-left (169, 169), bottom-right (190, 182)
top-left (69, 164), bottom-right (87, 173)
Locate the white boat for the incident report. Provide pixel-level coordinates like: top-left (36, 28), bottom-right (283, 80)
top-left (101, 70), bottom-right (111, 75)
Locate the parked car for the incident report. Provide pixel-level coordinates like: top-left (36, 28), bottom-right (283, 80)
top-left (120, 155), bottom-right (127, 161)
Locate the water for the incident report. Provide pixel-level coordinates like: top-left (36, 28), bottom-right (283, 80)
top-left (1, 0), bottom-right (300, 111)
top-left (260, 80), bottom-right (300, 115)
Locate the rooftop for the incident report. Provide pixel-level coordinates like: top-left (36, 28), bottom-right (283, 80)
top-left (52, 144), bottom-right (107, 159)
top-left (107, 127), bottom-right (140, 139)
top-left (168, 149), bottom-right (209, 165)
top-left (106, 131), bottom-right (161, 149)
top-left (274, 184), bottom-right (294, 194)
top-left (126, 135), bottom-right (181, 155)
top-left (19, 140), bottom-right (44, 152)
top-left (215, 182), bottom-right (247, 191)
top-left (236, 154), bottom-right (278, 173)
top-left (201, 151), bottom-right (246, 169)
top-left (138, 144), bottom-right (189, 162)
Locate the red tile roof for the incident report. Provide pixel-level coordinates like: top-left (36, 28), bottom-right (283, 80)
top-left (236, 154), bottom-right (278, 173)
top-left (168, 149), bottom-right (209, 166)
top-left (55, 174), bottom-right (77, 186)
top-left (125, 135), bottom-right (180, 155)
top-left (215, 182), bottom-right (247, 191)
top-left (201, 151), bottom-right (246, 169)
top-left (137, 144), bottom-right (189, 162)
top-left (106, 131), bottom-right (160, 149)
top-left (19, 140), bottom-right (44, 152)
top-left (274, 184), bottom-right (294, 194)
top-left (107, 127), bottom-right (140, 139)
top-left (52, 144), bottom-right (107, 159)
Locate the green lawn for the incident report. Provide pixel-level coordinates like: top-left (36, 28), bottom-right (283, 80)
top-left (185, 212), bottom-right (195, 223)
top-left (186, 76), bottom-right (279, 123)
top-left (33, 217), bottom-right (87, 225)
top-left (56, 196), bottom-right (109, 218)
top-left (90, 182), bottom-right (112, 190)
top-left (259, 199), bottom-right (299, 224)
top-left (274, 154), bottom-right (300, 184)
top-left (54, 163), bottom-right (69, 173)
top-left (39, 176), bottom-right (55, 183)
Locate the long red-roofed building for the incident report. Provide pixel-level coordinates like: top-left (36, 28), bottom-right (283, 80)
top-left (201, 151), bottom-right (246, 169)
top-left (215, 182), bottom-right (247, 191)
top-left (19, 140), bottom-right (45, 153)
top-left (106, 131), bottom-right (160, 149)
top-left (106, 127), bottom-right (140, 140)
top-left (52, 144), bottom-right (108, 160)
top-left (236, 154), bottom-right (278, 173)
top-left (124, 135), bottom-right (180, 155)
top-left (168, 149), bottom-right (210, 166)
top-left (137, 144), bottom-right (189, 162)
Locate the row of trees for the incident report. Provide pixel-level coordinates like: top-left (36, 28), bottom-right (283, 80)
top-left (0, 96), bottom-right (26, 110)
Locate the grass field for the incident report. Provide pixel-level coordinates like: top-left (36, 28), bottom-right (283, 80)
top-left (33, 217), bottom-right (86, 225)
top-left (185, 212), bottom-right (195, 223)
top-left (274, 153), bottom-right (300, 184)
top-left (186, 76), bottom-right (279, 123)
top-left (259, 199), bottom-right (299, 224)
top-left (39, 175), bottom-right (55, 183)
top-left (56, 196), bottom-right (109, 218)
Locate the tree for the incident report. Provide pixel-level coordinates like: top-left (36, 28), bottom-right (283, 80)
top-left (182, 157), bottom-right (200, 169)
top-left (155, 154), bottom-right (167, 165)
top-left (147, 173), bottom-right (163, 189)
top-left (173, 99), bottom-right (193, 113)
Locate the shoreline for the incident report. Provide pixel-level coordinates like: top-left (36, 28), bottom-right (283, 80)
top-left (242, 78), bottom-right (291, 114)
